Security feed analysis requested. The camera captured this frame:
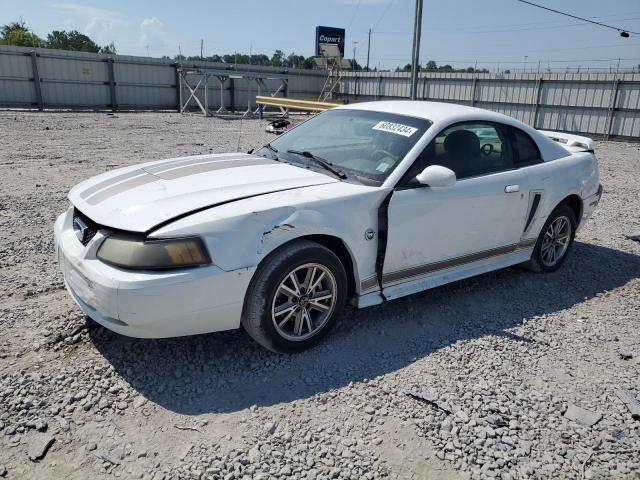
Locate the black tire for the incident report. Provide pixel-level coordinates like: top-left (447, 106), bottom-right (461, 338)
top-left (524, 204), bottom-right (577, 273)
top-left (241, 240), bottom-right (347, 353)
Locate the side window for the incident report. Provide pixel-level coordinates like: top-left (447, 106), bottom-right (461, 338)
top-left (401, 122), bottom-right (513, 184)
top-left (511, 128), bottom-right (542, 166)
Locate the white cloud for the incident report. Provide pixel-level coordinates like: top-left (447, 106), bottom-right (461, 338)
top-left (140, 17), bottom-right (165, 49)
top-left (50, 3), bottom-right (128, 43)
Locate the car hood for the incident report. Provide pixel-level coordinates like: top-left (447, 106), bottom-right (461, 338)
top-left (68, 153), bottom-right (338, 233)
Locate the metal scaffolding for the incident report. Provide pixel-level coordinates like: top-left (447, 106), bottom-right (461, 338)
top-left (177, 67), bottom-right (289, 117)
top-left (315, 43), bottom-right (352, 102)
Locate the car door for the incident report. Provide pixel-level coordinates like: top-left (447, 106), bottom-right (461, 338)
top-left (382, 121), bottom-right (531, 291)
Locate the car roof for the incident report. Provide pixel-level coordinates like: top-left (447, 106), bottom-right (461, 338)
top-left (337, 100), bottom-right (513, 124)
top-left (336, 100), bottom-right (572, 162)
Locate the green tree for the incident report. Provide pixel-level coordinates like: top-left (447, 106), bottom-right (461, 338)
top-left (250, 54), bottom-right (270, 66)
top-left (425, 60), bottom-right (437, 71)
top-left (0, 21), bottom-right (44, 47)
top-left (270, 49), bottom-right (285, 67)
top-left (46, 30), bottom-right (100, 52)
top-left (100, 42), bottom-right (116, 54)
top-left (287, 53), bottom-right (305, 69)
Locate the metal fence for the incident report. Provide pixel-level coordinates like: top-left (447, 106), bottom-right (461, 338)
top-left (340, 71), bottom-right (640, 139)
top-left (0, 45), bottom-right (326, 112)
top-left (1, 44), bottom-right (639, 139)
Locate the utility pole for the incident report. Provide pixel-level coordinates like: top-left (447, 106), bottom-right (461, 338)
top-left (409, 0), bottom-right (423, 100)
top-left (366, 28), bottom-right (371, 71)
top-left (146, 45), bottom-right (150, 57)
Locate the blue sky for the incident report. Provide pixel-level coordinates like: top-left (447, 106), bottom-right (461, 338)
top-left (2, 0), bottom-right (639, 71)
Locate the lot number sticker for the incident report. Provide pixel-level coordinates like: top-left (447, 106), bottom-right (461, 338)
top-left (372, 121), bottom-right (418, 137)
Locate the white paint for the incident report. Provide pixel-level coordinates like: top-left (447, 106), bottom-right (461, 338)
top-left (68, 153), bottom-right (338, 232)
top-left (384, 168), bottom-right (529, 276)
top-left (415, 165), bottom-right (456, 188)
top-left (54, 101), bottom-right (601, 339)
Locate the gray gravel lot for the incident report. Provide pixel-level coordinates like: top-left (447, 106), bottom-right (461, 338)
top-left (0, 111), bottom-right (639, 480)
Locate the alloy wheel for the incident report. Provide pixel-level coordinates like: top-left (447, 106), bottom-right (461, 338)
top-left (271, 263), bottom-right (337, 341)
top-left (540, 215), bottom-right (572, 267)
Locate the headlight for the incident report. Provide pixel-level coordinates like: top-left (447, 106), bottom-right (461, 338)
top-left (97, 234), bottom-right (211, 270)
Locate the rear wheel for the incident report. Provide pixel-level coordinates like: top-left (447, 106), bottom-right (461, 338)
top-left (242, 240), bottom-right (347, 353)
top-left (524, 204), bottom-right (576, 273)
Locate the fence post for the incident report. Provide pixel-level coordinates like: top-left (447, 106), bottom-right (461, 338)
top-left (29, 51), bottom-right (44, 111)
top-left (532, 77), bottom-right (543, 128)
top-left (470, 76), bottom-right (477, 106)
top-left (376, 75), bottom-right (382, 100)
top-left (175, 64), bottom-right (181, 112)
top-left (106, 57), bottom-right (117, 112)
top-left (422, 75), bottom-right (428, 99)
top-left (354, 74), bottom-right (359, 99)
top-left (605, 78), bottom-right (620, 140)
top-left (228, 77), bottom-right (235, 112)
top-left (204, 73), bottom-right (209, 116)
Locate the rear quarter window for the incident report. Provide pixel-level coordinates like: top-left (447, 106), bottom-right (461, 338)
top-left (512, 128), bottom-right (542, 166)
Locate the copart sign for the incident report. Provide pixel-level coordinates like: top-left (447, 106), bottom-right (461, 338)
top-left (315, 26), bottom-right (345, 57)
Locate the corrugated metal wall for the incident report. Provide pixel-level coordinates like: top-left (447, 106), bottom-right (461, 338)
top-left (341, 72), bottom-right (640, 139)
top-left (0, 45), bottom-right (325, 112)
top-left (1, 44), bottom-right (638, 138)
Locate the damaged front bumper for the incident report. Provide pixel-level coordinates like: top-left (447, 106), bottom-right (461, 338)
top-left (54, 207), bottom-right (254, 338)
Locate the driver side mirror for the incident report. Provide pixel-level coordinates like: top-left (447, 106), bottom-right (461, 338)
top-left (415, 165), bottom-right (456, 188)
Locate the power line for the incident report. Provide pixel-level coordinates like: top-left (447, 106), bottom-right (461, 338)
top-left (439, 42), bottom-right (640, 58)
top-left (353, 54), bottom-right (640, 64)
top-left (372, 0), bottom-right (398, 31)
top-left (347, 0), bottom-right (362, 30)
top-left (516, 0), bottom-right (639, 35)
top-left (373, 17), bottom-right (640, 36)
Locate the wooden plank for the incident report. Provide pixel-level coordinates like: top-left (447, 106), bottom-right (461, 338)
top-left (255, 95), bottom-right (341, 112)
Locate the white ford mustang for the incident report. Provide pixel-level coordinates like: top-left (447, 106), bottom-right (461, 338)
top-left (54, 101), bottom-right (602, 352)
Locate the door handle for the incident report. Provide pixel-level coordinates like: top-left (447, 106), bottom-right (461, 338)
top-left (505, 184), bottom-right (520, 193)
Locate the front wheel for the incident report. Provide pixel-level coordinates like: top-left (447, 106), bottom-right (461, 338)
top-left (524, 204), bottom-right (577, 273)
top-left (241, 240), bottom-right (347, 353)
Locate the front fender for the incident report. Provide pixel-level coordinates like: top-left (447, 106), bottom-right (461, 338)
top-left (151, 185), bottom-right (387, 295)
top-left (152, 204), bottom-right (371, 274)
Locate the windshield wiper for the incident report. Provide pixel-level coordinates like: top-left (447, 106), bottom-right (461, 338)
top-left (263, 143), bottom-right (280, 160)
top-left (286, 149), bottom-right (347, 179)
top-left (265, 143), bottom-right (278, 154)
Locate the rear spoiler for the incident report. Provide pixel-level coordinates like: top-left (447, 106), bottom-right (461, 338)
top-left (538, 130), bottom-right (595, 152)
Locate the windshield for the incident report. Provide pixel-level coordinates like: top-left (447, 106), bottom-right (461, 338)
top-left (257, 109), bottom-right (431, 184)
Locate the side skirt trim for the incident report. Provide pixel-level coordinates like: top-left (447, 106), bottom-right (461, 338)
top-left (382, 239), bottom-right (536, 285)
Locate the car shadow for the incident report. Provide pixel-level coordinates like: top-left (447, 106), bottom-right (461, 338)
top-left (88, 242), bottom-right (640, 415)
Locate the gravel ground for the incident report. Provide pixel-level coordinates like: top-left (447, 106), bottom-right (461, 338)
top-left (0, 111), bottom-right (639, 480)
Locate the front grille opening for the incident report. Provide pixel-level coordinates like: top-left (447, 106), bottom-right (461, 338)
top-left (72, 208), bottom-right (100, 246)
